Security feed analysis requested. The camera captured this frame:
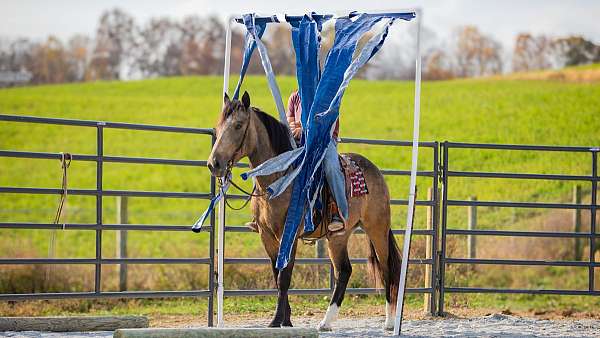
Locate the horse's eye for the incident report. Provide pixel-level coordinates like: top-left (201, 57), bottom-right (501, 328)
top-left (235, 123), bottom-right (243, 130)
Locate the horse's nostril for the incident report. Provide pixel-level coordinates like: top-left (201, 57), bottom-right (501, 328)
top-left (207, 156), bottom-right (221, 174)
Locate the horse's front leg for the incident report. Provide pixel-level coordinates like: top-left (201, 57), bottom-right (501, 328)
top-left (268, 246), bottom-right (297, 327)
top-left (260, 228), bottom-right (296, 327)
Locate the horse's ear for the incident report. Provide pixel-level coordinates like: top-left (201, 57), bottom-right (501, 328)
top-left (223, 92), bottom-right (230, 104)
top-left (241, 91), bottom-right (250, 110)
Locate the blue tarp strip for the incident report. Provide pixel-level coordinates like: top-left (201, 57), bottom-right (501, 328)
top-left (232, 17), bottom-right (266, 99)
top-left (290, 14), bottom-right (328, 135)
top-left (273, 14), bottom-right (398, 269)
top-left (241, 14), bottom-right (296, 147)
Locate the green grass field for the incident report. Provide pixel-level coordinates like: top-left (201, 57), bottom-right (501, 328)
top-left (1, 71), bottom-right (599, 314)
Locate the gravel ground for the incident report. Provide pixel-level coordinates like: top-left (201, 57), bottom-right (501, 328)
top-left (2, 314), bottom-right (599, 337)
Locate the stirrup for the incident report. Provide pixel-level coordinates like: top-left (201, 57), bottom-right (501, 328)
top-left (327, 220), bottom-right (344, 233)
top-left (244, 221), bottom-right (259, 233)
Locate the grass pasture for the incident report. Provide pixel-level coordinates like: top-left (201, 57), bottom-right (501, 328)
top-left (1, 69), bottom-right (600, 316)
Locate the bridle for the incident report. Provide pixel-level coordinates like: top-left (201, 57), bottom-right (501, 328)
top-left (217, 109), bottom-right (267, 210)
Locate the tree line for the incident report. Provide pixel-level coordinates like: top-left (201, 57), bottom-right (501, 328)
top-left (1, 8), bottom-right (599, 86)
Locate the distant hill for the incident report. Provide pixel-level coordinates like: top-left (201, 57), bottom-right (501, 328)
top-left (502, 63), bottom-right (600, 82)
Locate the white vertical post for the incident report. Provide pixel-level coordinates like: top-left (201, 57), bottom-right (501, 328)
top-left (217, 16), bottom-right (232, 329)
top-left (394, 8), bottom-right (422, 336)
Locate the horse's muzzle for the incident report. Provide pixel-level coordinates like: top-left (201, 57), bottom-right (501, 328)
top-left (207, 155), bottom-right (226, 177)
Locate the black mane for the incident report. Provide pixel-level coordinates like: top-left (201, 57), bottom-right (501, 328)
top-left (252, 107), bottom-right (293, 155)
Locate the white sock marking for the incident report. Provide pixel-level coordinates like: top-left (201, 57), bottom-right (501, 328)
top-left (318, 304), bottom-right (339, 331)
top-left (385, 301), bottom-right (395, 330)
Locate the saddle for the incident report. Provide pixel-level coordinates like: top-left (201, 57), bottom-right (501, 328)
top-left (300, 154), bottom-right (369, 242)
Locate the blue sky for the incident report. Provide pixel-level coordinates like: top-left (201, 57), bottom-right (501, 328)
top-left (1, 0), bottom-right (599, 50)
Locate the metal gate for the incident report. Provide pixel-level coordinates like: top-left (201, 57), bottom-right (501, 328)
top-left (0, 114), bottom-right (217, 326)
top-left (438, 141), bottom-right (599, 315)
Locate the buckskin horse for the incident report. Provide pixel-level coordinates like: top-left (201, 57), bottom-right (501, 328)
top-left (207, 91), bottom-right (401, 331)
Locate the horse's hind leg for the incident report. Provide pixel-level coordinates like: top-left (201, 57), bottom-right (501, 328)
top-left (362, 215), bottom-right (400, 331)
top-left (318, 233), bottom-right (352, 331)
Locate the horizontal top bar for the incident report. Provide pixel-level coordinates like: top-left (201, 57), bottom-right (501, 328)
top-left (447, 170), bottom-right (598, 182)
top-left (341, 137), bottom-right (437, 148)
top-left (0, 114), bottom-right (213, 135)
top-left (445, 141), bottom-right (598, 153)
top-left (0, 150), bottom-right (208, 168)
top-left (447, 199), bottom-right (596, 210)
top-left (447, 228), bottom-right (600, 239)
top-left (234, 14), bottom-right (333, 24)
top-left (233, 11), bottom-right (416, 24)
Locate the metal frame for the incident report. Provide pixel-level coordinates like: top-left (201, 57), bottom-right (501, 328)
top-left (222, 10), bottom-right (423, 333)
top-left (394, 8), bottom-right (422, 334)
top-left (0, 114), bottom-right (216, 326)
top-left (437, 141), bottom-right (600, 315)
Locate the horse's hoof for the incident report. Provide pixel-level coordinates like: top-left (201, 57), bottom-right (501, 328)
top-left (318, 323), bottom-right (332, 331)
top-left (282, 322), bottom-right (293, 327)
top-left (268, 321), bottom-right (280, 328)
top-left (384, 325), bottom-right (394, 331)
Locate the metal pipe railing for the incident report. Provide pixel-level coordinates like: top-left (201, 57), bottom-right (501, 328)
top-left (4, 114), bottom-right (598, 323)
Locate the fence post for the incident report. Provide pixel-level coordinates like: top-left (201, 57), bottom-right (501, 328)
top-left (573, 185), bottom-right (582, 261)
top-left (467, 196), bottom-right (477, 259)
top-left (424, 187), bottom-right (435, 312)
top-left (116, 196), bottom-right (128, 292)
top-left (316, 239), bottom-right (326, 259)
top-left (315, 239), bottom-right (332, 290)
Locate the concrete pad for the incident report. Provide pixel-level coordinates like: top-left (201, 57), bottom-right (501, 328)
top-left (114, 327), bottom-right (319, 338)
top-left (0, 316), bottom-right (149, 332)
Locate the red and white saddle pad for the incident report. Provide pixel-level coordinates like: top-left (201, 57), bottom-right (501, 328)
top-left (340, 154), bottom-right (369, 198)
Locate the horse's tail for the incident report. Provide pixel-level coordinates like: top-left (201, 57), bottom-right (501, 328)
top-left (386, 229), bottom-right (402, 306)
top-left (367, 229), bottom-right (402, 305)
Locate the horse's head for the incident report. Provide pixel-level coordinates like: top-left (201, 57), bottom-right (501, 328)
top-left (207, 91), bottom-right (253, 177)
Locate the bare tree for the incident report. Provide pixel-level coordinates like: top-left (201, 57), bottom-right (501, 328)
top-left (423, 49), bottom-right (454, 80)
top-left (29, 36), bottom-right (70, 84)
top-left (2, 38), bottom-right (34, 72)
top-left (512, 33), bottom-right (554, 72)
top-left (135, 17), bottom-right (182, 77)
top-left (368, 23), bottom-right (438, 80)
top-left (89, 8), bottom-right (136, 80)
top-left (452, 26), bottom-right (503, 77)
top-left (66, 34), bottom-right (91, 81)
top-left (265, 25), bottom-right (295, 75)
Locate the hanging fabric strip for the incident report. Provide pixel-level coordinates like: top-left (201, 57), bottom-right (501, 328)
top-left (274, 14), bottom-right (400, 270)
top-left (290, 14), bottom-right (328, 131)
top-left (241, 145), bottom-right (304, 181)
top-left (232, 19), bottom-right (266, 99)
top-left (242, 14), bottom-right (297, 148)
